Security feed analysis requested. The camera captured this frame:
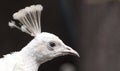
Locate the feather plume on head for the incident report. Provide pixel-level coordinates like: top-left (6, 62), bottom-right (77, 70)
top-left (8, 5), bottom-right (43, 36)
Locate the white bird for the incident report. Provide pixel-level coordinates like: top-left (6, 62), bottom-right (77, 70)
top-left (0, 4), bottom-right (79, 71)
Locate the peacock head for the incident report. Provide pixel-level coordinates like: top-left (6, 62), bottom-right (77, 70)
top-left (32, 32), bottom-right (79, 62)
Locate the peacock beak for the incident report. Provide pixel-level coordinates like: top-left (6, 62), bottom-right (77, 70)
top-left (62, 46), bottom-right (80, 57)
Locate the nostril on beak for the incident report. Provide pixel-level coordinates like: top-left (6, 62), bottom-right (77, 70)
top-left (66, 47), bottom-right (71, 50)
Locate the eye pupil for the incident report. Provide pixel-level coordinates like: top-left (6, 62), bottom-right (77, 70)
top-left (49, 42), bottom-right (56, 47)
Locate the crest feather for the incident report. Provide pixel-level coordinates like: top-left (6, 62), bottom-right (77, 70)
top-left (8, 4), bottom-right (43, 36)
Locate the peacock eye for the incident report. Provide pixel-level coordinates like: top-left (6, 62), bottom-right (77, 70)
top-left (49, 42), bottom-right (56, 47)
top-left (48, 41), bottom-right (56, 51)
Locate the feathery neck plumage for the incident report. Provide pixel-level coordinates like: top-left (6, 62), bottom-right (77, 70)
top-left (17, 52), bottom-right (39, 71)
top-left (18, 38), bottom-right (44, 71)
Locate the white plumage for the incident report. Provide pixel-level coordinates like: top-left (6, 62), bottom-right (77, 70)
top-left (0, 4), bottom-right (79, 71)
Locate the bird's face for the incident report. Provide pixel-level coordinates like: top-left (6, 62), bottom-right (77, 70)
top-left (33, 32), bottom-right (79, 62)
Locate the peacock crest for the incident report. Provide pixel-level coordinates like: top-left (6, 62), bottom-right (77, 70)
top-left (8, 4), bottom-right (43, 36)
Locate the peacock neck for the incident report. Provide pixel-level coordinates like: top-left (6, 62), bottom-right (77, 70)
top-left (18, 47), bottom-right (40, 71)
top-left (18, 39), bottom-right (42, 71)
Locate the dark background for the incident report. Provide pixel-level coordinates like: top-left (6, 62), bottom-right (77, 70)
top-left (0, 0), bottom-right (120, 71)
